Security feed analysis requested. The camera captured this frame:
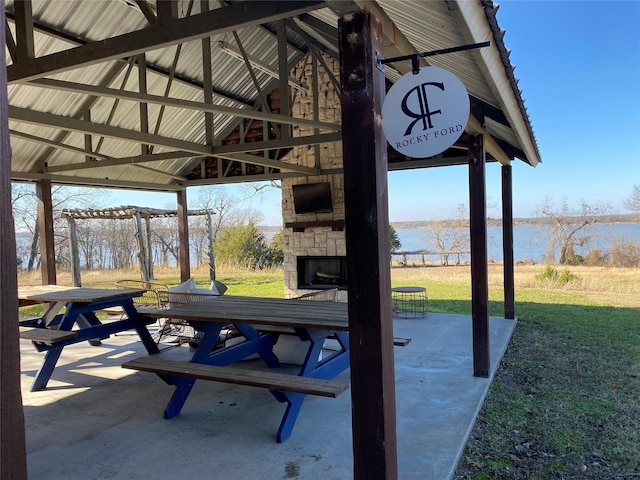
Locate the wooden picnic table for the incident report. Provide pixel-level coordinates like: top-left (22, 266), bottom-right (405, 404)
top-left (18, 285), bottom-right (160, 391)
top-left (124, 295), bottom-right (351, 442)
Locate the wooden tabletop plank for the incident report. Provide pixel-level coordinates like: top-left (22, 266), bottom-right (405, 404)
top-left (140, 295), bottom-right (349, 331)
top-left (18, 286), bottom-right (144, 303)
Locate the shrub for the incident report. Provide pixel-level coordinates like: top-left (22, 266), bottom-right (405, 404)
top-left (610, 239), bottom-right (640, 267)
top-left (215, 220), bottom-right (273, 269)
top-left (565, 254), bottom-right (585, 265)
top-left (584, 249), bottom-right (609, 266)
top-left (535, 265), bottom-right (577, 286)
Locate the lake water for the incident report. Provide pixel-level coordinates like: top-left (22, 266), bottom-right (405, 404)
top-left (394, 223), bottom-right (640, 262)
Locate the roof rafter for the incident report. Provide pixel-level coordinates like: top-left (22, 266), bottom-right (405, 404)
top-left (43, 151), bottom-right (197, 173)
top-left (29, 78), bottom-right (340, 132)
top-left (7, 1), bottom-right (325, 84)
top-left (9, 106), bottom-right (337, 174)
top-left (11, 170), bottom-right (185, 190)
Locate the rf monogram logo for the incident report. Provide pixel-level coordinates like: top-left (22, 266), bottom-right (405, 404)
top-left (401, 82), bottom-right (445, 136)
top-left (382, 66), bottom-right (469, 158)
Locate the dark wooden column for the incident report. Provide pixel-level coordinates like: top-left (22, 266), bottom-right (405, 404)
top-left (0, 7), bottom-right (28, 477)
top-left (468, 134), bottom-right (490, 377)
top-left (501, 164), bottom-right (515, 319)
top-left (339, 10), bottom-right (398, 480)
top-left (177, 189), bottom-right (191, 282)
top-left (35, 179), bottom-right (56, 285)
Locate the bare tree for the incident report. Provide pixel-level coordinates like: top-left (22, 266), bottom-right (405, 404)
top-left (103, 219), bottom-right (136, 269)
top-left (423, 204), bottom-right (470, 265)
top-left (624, 184), bottom-right (640, 217)
top-left (12, 184), bottom-right (112, 270)
top-left (194, 186), bottom-right (244, 279)
top-left (151, 217), bottom-right (179, 267)
top-left (538, 198), bottom-right (611, 264)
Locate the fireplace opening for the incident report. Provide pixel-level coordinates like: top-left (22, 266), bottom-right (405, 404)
top-left (297, 256), bottom-right (347, 290)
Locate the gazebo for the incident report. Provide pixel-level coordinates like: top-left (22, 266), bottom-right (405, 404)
top-left (1, 1), bottom-right (540, 478)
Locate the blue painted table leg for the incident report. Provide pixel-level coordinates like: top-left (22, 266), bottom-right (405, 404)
top-left (234, 324), bottom-right (279, 367)
top-left (163, 377), bottom-right (197, 419)
top-left (276, 392), bottom-right (306, 443)
top-left (30, 347), bottom-right (63, 392)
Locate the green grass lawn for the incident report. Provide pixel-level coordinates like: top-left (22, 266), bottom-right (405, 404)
top-left (386, 274), bottom-right (640, 478)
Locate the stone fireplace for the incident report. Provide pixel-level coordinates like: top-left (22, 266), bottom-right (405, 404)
top-left (280, 53), bottom-right (347, 300)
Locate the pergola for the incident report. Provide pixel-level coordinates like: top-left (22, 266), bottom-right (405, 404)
top-left (60, 205), bottom-right (214, 285)
top-left (1, 1), bottom-right (541, 478)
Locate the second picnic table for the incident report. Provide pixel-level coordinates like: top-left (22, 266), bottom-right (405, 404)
top-left (124, 295), bottom-right (351, 442)
top-left (19, 285), bottom-right (160, 391)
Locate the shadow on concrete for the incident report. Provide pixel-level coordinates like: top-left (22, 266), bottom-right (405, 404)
top-left (20, 313), bottom-right (516, 480)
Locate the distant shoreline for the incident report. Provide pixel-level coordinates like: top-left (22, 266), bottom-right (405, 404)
top-left (390, 214), bottom-right (639, 230)
top-left (260, 214), bottom-right (638, 231)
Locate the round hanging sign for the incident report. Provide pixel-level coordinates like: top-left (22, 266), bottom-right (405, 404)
top-left (382, 66), bottom-right (469, 158)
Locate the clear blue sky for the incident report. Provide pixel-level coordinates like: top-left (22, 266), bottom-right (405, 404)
top-left (105, 1), bottom-right (640, 225)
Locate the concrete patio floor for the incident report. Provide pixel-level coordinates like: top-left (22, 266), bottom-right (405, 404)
top-left (19, 313), bottom-right (516, 479)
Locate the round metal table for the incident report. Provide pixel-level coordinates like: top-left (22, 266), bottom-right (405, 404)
top-left (391, 286), bottom-right (428, 319)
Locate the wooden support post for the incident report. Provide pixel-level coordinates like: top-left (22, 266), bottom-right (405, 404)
top-left (468, 134), bottom-right (490, 377)
top-left (206, 211), bottom-right (216, 282)
top-left (66, 216), bottom-right (82, 286)
top-left (0, 8), bottom-right (28, 477)
top-left (138, 53), bottom-right (149, 156)
top-left (177, 190), bottom-right (191, 282)
top-left (339, 10), bottom-right (398, 480)
top-left (144, 216), bottom-right (154, 280)
top-left (35, 179), bottom-right (56, 285)
top-left (501, 164), bottom-right (515, 319)
top-left (133, 210), bottom-right (150, 281)
top-left (277, 19), bottom-right (291, 140)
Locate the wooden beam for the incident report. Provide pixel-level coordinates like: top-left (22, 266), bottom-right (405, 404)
top-left (501, 164), bottom-right (515, 319)
top-left (277, 19), bottom-right (291, 141)
top-left (202, 0), bottom-right (214, 150)
top-left (12, 171), bottom-right (185, 190)
top-left (35, 179), bottom-right (57, 285)
top-left (138, 53), bottom-right (150, 156)
top-left (28, 79), bottom-right (342, 131)
top-left (0, 7), bottom-right (28, 476)
top-left (156, 0), bottom-right (177, 24)
top-left (5, 13), bottom-right (252, 109)
top-left (9, 105), bottom-right (212, 155)
top-left (4, 18), bottom-right (18, 62)
top-left (134, 0), bottom-right (157, 25)
top-left (212, 132), bottom-right (342, 155)
top-left (13, 0), bottom-right (34, 61)
top-left (42, 150), bottom-right (193, 173)
top-left (339, 10), bottom-right (398, 480)
top-left (7, 1), bottom-right (324, 83)
top-left (10, 128), bottom-right (110, 160)
top-left (177, 190), bottom-right (191, 282)
top-left (468, 134), bottom-right (490, 377)
top-left (29, 59), bottom-right (134, 172)
top-left (466, 114), bottom-right (511, 165)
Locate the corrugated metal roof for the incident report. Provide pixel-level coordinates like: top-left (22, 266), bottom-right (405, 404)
top-left (5, 0), bottom-right (540, 192)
